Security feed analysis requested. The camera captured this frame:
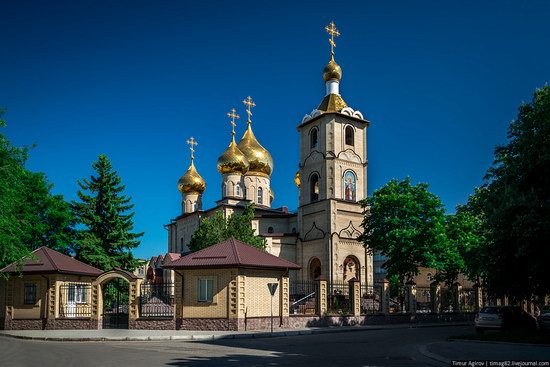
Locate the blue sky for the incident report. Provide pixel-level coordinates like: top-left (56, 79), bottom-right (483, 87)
top-left (2, 0), bottom-right (549, 259)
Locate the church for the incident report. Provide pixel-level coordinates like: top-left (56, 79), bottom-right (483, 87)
top-left (166, 22), bottom-right (373, 288)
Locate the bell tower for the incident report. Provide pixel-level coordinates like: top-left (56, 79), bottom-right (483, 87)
top-left (295, 22), bottom-right (373, 287)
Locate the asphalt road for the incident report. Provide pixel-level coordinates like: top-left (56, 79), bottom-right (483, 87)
top-left (1, 326), bottom-right (548, 367)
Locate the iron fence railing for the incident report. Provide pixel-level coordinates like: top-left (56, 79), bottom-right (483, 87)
top-left (140, 283), bottom-right (174, 317)
top-left (360, 284), bottom-right (382, 314)
top-left (289, 280), bottom-right (317, 315)
top-left (327, 281), bottom-right (350, 315)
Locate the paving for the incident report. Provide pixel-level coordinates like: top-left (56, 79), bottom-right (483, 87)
top-left (0, 321), bottom-right (470, 342)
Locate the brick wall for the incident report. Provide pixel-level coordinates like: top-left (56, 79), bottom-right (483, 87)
top-left (130, 318), bottom-right (175, 330)
top-left (177, 318), bottom-right (238, 331)
top-left (45, 318), bottom-right (98, 330)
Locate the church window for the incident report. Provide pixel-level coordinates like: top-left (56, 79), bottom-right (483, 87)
top-left (345, 125), bottom-right (354, 146)
top-left (343, 170), bottom-right (356, 201)
top-left (193, 202), bottom-right (198, 211)
top-left (198, 279), bottom-right (214, 302)
top-left (222, 182), bottom-right (227, 197)
top-left (310, 128), bottom-right (318, 149)
top-left (258, 187), bottom-right (263, 204)
top-left (310, 174), bottom-right (319, 202)
top-left (268, 226), bottom-right (274, 233)
top-left (427, 272), bottom-right (433, 282)
top-left (236, 183), bottom-right (241, 196)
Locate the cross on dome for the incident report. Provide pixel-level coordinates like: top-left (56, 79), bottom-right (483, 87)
top-left (186, 137), bottom-right (198, 161)
top-left (227, 108), bottom-right (240, 137)
top-left (325, 21), bottom-right (340, 58)
top-left (242, 96), bottom-right (256, 124)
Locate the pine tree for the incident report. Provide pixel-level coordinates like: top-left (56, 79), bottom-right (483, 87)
top-left (71, 154), bottom-right (143, 271)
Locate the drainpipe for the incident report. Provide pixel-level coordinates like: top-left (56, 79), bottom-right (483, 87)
top-left (40, 275), bottom-right (50, 328)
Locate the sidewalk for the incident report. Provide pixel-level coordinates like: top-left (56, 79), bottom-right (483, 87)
top-left (0, 322), bottom-right (470, 342)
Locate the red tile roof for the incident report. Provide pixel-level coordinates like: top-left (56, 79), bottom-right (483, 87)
top-left (0, 247), bottom-right (103, 276)
top-left (164, 238), bottom-right (301, 270)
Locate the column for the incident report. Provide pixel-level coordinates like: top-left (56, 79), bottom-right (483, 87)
top-left (348, 278), bottom-right (361, 317)
top-left (406, 281), bottom-right (417, 315)
top-left (317, 277), bottom-right (327, 315)
top-left (381, 279), bottom-right (390, 315)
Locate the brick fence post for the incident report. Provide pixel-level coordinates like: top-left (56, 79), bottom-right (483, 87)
top-left (348, 278), bottom-right (361, 317)
top-left (430, 281), bottom-right (441, 314)
top-left (452, 282), bottom-right (462, 313)
top-left (473, 283), bottom-right (483, 312)
top-left (316, 276), bottom-right (327, 316)
top-left (381, 279), bottom-right (390, 315)
top-left (406, 281), bottom-right (416, 315)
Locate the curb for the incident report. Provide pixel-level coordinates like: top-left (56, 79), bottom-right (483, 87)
top-left (418, 343), bottom-right (451, 365)
top-left (447, 338), bottom-right (550, 348)
top-left (0, 322), bottom-right (471, 342)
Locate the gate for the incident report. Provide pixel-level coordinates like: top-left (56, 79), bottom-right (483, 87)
top-left (102, 278), bottom-right (129, 329)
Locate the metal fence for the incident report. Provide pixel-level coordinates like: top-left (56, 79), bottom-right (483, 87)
top-left (459, 288), bottom-right (476, 312)
top-left (140, 283), bottom-right (174, 317)
top-left (289, 280), bottom-right (317, 315)
top-left (360, 284), bottom-right (382, 314)
top-left (59, 283), bottom-right (92, 318)
top-left (416, 287), bottom-right (433, 313)
top-left (327, 281), bottom-right (351, 315)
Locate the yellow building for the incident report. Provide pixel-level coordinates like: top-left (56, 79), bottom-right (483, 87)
top-left (0, 247), bottom-right (102, 330)
top-left (165, 238), bottom-right (300, 331)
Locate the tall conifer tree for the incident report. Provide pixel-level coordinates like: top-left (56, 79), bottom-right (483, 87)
top-left (71, 154), bottom-right (143, 271)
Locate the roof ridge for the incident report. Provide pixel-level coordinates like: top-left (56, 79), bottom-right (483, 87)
top-left (230, 238), bottom-right (242, 265)
top-left (41, 247), bottom-right (60, 272)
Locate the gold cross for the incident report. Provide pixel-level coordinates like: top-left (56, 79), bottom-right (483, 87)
top-left (242, 96), bottom-right (256, 123)
top-left (325, 21), bottom-right (340, 57)
top-left (186, 137), bottom-right (198, 160)
top-left (227, 108), bottom-right (240, 136)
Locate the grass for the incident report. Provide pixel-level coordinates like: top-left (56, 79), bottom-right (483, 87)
top-left (450, 329), bottom-right (550, 345)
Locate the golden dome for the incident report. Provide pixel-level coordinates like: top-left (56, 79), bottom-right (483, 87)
top-left (237, 124), bottom-right (273, 176)
top-left (178, 161), bottom-right (206, 194)
top-left (294, 171), bottom-right (301, 188)
top-left (217, 138), bottom-right (249, 175)
top-left (323, 57), bottom-right (342, 82)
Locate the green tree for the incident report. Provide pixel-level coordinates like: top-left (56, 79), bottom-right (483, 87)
top-left (475, 86), bottom-right (550, 301)
top-left (0, 109), bottom-right (73, 271)
top-left (71, 154), bottom-right (143, 271)
top-left (358, 177), bottom-right (451, 284)
top-left (189, 204), bottom-right (266, 252)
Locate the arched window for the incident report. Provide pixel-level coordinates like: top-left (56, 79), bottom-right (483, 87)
top-left (310, 128), bottom-right (318, 149)
top-left (310, 174), bottom-right (319, 202)
top-left (193, 202), bottom-right (198, 211)
top-left (258, 187), bottom-right (263, 204)
top-left (180, 237), bottom-right (184, 252)
top-left (343, 170), bottom-right (357, 201)
top-left (345, 125), bottom-right (354, 146)
top-left (222, 182), bottom-right (227, 197)
top-left (235, 183), bottom-right (241, 196)
top-left (268, 226), bottom-right (274, 233)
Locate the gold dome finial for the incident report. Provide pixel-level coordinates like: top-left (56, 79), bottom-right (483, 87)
top-left (237, 96), bottom-right (274, 177)
top-left (217, 109), bottom-right (249, 175)
top-left (242, 96), bottom-right (256, 125)
top-left (227, 108), bottom-right (240, 139)
top-left (178, 137), bottom-right (206, 194)
top-left (325, 21), bottom-right (340, 59)
top-left (323, 21), bottom-right (342, 82)
top-left (186, 136), bottom-right (198, 161)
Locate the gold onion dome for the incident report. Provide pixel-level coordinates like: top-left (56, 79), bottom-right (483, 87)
top-left (178, 161), bottom-right (206, 194)
top-left (237, 125), bottom-right (274, 177)
top-left (323, 57), bottom-right (342, 82)
top-left (217, 138), bottom-right (249, 175)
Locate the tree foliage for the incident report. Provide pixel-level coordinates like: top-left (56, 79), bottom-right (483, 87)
top-left (71, 154), bottom-right (143, 271)
top-left (0, 109), bottom-right (73, 271)
top-left (189, 204), bottom-right (266, 252)
top-left (358, 177), bottom-right (453, 283)
top-left (472, 86), bottom-right (550, 301)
